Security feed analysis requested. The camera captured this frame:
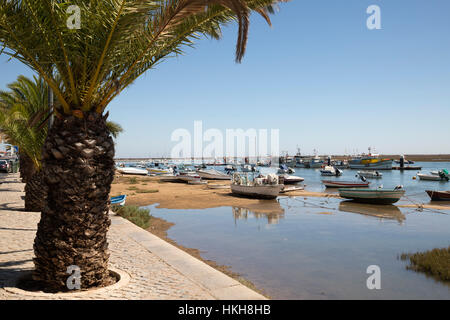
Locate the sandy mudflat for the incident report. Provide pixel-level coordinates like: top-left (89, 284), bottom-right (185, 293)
top-left (110, 174), bottom-right (340, 212)
top-left (110, 174), bottom-right (450, 211)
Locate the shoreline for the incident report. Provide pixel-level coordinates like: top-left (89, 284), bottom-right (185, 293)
top-left (110, 174), bottom-right (450, 297)
top-left (145, 215), bottom-right (269, 298)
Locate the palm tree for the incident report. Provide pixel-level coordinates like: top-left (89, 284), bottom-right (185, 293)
top-left (0, 75), bottom-right (49, 211)
top-left (0, 75), bottom-right (124, 212)
top-left (0, 0), bottom-right (287, 290)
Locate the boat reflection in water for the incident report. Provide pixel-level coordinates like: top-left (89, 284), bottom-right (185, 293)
top-left (338, 201), bottom-right (406, 224)
top-left (232, 202), bottom-right (285, 225)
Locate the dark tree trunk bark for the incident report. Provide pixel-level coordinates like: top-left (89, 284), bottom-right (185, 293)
top-left (24, 170), bottom-right (46, 212)
top-left (19, 152), bottom-right (36, 183)
top-left (33, 112), bottom-right (115, 291)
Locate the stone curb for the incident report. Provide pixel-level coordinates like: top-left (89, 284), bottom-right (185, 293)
top-left (110, 213), bottom-right (267, 300)
top-left (3, 267), bottom-right (131, 298)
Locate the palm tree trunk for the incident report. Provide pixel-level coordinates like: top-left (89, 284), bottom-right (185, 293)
top-left (33, 112), bottom-right (115, 291)
top-left (24, 170), bottom-right (46, 212)
top-left (19, 152), bottom-right (36, 183)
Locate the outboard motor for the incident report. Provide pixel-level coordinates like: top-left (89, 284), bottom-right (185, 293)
top-left (399, 156), bottom-right (405, 168)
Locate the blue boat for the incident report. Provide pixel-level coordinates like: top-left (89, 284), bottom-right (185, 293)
top-left (110, 195), bottom-right (126, 206)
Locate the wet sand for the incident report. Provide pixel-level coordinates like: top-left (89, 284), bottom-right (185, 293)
top-left (111, 174), bottom-right (340, 210)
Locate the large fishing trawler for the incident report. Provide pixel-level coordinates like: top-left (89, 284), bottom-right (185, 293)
top-left (348, 148), bottom-right (393, 170)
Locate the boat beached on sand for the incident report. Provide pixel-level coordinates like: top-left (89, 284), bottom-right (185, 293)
top-left (197, 169), bottom-right (231, 180)
top-left (339, 186), bottom-right (405, 204)
top-left (231, 173), bottom-right (283, 199)
top-left (110, 195), bottom-right (126, 206)
top-left (116, 166), bottom-right (148, 175)
top-left (322, 179), bottom-right (370, 188)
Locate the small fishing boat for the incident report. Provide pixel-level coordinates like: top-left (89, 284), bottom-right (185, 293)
top-left (158, 174), bottom-right (181, 182)
top-left (277, 164), bottom-right (295, 174)
top-left (280, 185), bottom-right (305, 193)
top-left (339, 186), bottom-right (405, 204)
top-left (147, 167), bottom-right (173, 175)
top-left (418, 170), bottom-right (449, 181)
top-left (357, 171), bottom-right (383, 179)
top-left (207, 184), bottom-right (230, 189)
top-left (241, 164), bottom-right (259, 173)
top-left (231, 173), bottom-right (283, 199)
top-left (322, 180), bottom-right (370, 188)
top-left (320, 166), bottom-right (343, 176)
top-left (188, 180), bottom-right (207, 185)
top-left (110, 195), bottom-right (126, 206)
top-left (278, 174), bottom-right (304, 184)
top-left (116, 167), bottom-right (148, 175)
top-left (177, 172), bottom-right (202, 183)
top-left (425, 190), bottom-right (450, 201)
top-left (197, 169), bottom-right (231, 180)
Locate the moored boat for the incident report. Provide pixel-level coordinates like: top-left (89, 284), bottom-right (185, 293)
top-left (338, 186), bottom-right (405, 204)
top-left (116, 166), bottom-right (148, 175)
top-left (197, 169), bottom-right (231, 180)
top-left (231, 184), bottom-right (283, 199)
top-left (348, 148), bottom-right (393, 170)
top-left (417, 170), bottom-right (449, 181)
top-left (278, 174), bottom-right (304, 184)
top-left (231, 173), bottom-right (283, 199)
top-left (320, 166), bottom-right (343, 176)
top-left (110, 195), bottom-right (126, 206)
top-left (322, 180), bottom-right (370, 188)
top-left (425, 190), bottom-right (450, 201)
top-left (357, 171), bottom-right (383, 179)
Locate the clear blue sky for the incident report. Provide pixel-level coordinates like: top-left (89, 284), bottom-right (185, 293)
top-left (1, 0), bottom-right (450, 157)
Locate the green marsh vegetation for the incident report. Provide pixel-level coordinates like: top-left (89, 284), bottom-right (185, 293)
top-left (113, 205), bottom-right (151, 229)
top-left (400, 247), bottom-right (450, 282)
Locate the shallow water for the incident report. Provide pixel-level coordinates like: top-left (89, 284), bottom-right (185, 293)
top-left (144, 163), bottom-right (450, 299)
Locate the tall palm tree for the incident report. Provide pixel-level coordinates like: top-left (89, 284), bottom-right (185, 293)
top-left (0, 0), bottom-right (287, 290)
top-left (0, 75), bottom-right (124, 212)
top-left (0, 75), bottom-right (49, 211)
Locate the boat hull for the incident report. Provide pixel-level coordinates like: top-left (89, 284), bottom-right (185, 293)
top-left (339, 189), bottom-right (405, 204)
top-left (231, 184), bottom-right (283, 199)
top-left (116, 167), bottom-right (148, 175)
top-left (418, 174), bottom-right (446, 181)
top-left (426, 190), bottom-right (450, 201)
top-left (197, 170), bottom-right (231, 180)
top-left (349, 159), bottom-right (393, 170)
top-left (322, 180), bottom-right (370, 188)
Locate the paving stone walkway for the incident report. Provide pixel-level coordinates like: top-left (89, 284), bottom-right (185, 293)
top-left (0, 173), bottom-right (265, 300)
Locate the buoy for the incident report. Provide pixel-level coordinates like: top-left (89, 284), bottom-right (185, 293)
top-left (412, 176), bottom-right (416, 180)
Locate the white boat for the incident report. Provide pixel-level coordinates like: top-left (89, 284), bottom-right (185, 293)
top-left (417, 172), bottom-right (449, 181)
top-left (188, 180), bottom-right (207, 185)
top-left (147, 166), bottom-right (173, 175)
top-left (116, 167), bottom-right (148, 175)
top-left (197, 169), bottom-right (231, 180)
top-left (231, 173), bottom-right (282, 199)
top-left (278, 174), bottom-right (304, 184)
top-left (177, 173), bottom-right (202, 183)
top-left (231, 184), bottom-right (283, 199)
top-left (277, 164), bottom-right (295, 174)
top-left (320, 166), bottom-right (343, 176)
top-left (207, 184), bottom-right (230, 189)
top-left (158, 174), bottom-right (181, 182)
top-left (357, 171), bottom-right (383, 179)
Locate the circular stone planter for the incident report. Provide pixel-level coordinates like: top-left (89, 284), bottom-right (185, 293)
top-left (4, 267), bottom-right (130, 298)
